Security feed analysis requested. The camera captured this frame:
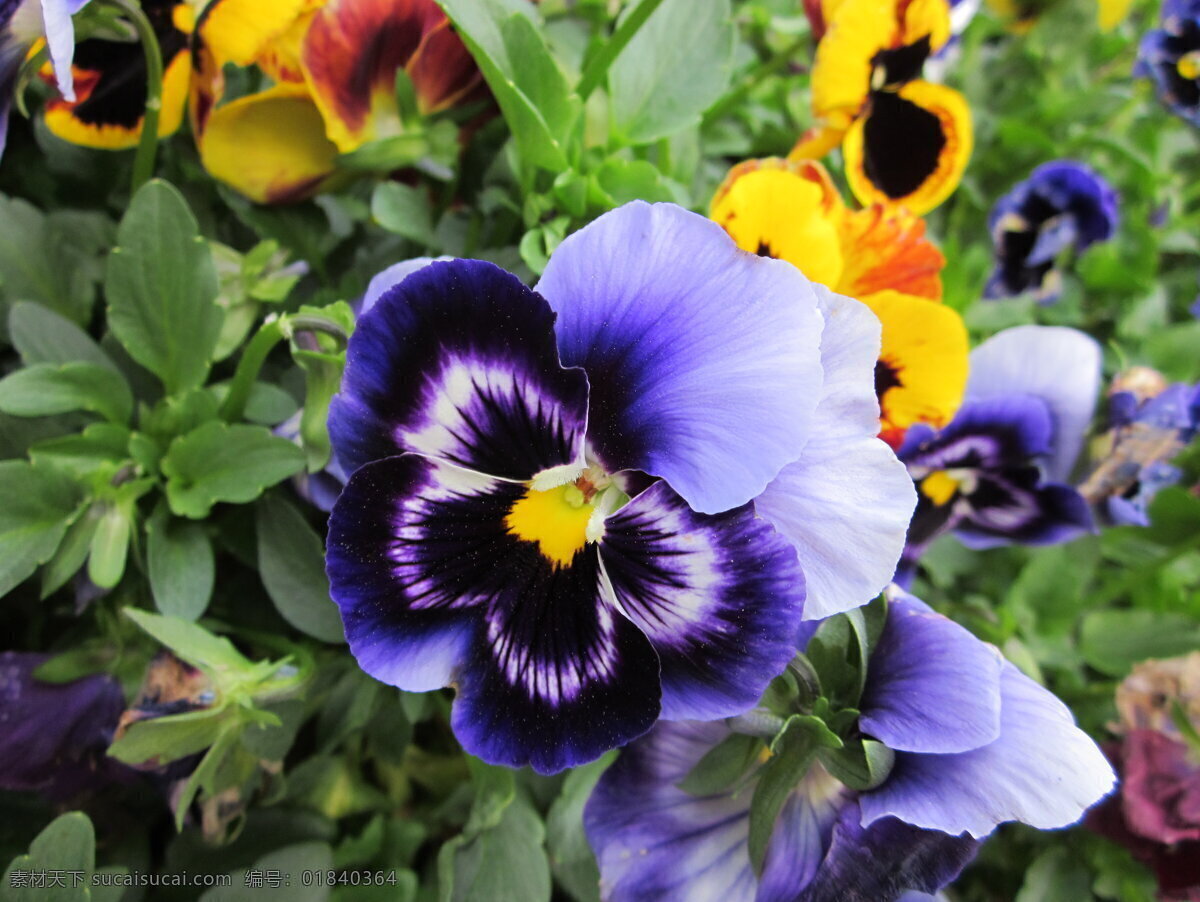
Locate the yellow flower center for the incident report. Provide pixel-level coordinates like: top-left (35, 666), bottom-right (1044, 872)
top-left (1179, 52), bottom-right (1200, 81)
top-left (505, 483), bottom-right (597, 567)
top-left (920, 470), bottom-right (961, 506)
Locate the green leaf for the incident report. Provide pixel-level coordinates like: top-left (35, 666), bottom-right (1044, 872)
top-left (545, 754), bottom-right (613, 902)
top-left (198, 842), bottom-right (334, 902)
top-left (463, 756), bottom-right (517, 836)
top-left (677, 731), bottom-right (762, 796)
top-left (0, 196), bottom-right (102, 325)
top-left (0, 362), bottom-right (133, 424)
top-left (256, 494), bottom-right (345, 643)
top-left (162, 422), bottom-right (305, 519)
top-left (108, 707), bottom-right (234, 767)
top-left (608, 0), bottom-right (734, 145)
top-left (0, 460), bottom-right (82, 598)
top-left (818, 738), bottom-right (894, 791)
top-left (438, 797), bottom-right (551, 902)
top-left (1015, 847), bottom-right (1094, 902)
top-left (747, 715), bottom-right (841, 873)
top-left (437, 0), bottom-right (579, 173)
top-left (123, 607), bottom-right (252, 674)
top-left (1079, 609), bottom-right (1200, 677)
top-left (147, 507), bottom-right (215, 621)
top-left (29, 423), bottom-right (131, 481)
top-left (87, 500), bottom-right (132, 589)
top-left (8, 301), bottom-right (119, 372)
top-left (372, 182), bottom-right (436, 246)
top-left (3, 812), bottom-right (96, 902)
top-left (590, 159), bottom-right (678, 207)
top-left (105, 180), bottom-right (223, 395)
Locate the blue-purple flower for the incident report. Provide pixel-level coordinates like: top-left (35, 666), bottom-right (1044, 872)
top-left (984, 161), bottom-right (1119, 304)
top-left (0, 0), bottom-right (87, 160)
top-left (584, 589), bottom-right (1115, 902)
top-left (1081, 379), bottom-right (1200, 526)
top-left (324, 202), bottom-right (915, 774)
top-left (0, 650), bottom-right (127, 800)
top-left (1137, 0), bottom-right (1200, 127)
top-left (897, 326), bottom-right (1100, 581)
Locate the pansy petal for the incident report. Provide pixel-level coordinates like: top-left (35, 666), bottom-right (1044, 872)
top-left (859, 595), bottom-right (1002, 753)
top-left (329, 259), bottom-right (589, 480)
top-left (599, 480), bottom-right (806, 721)
top-left (760, 771), bottom-right (853, 901)
top-left (836, 204), bottom-right (945, 301)
top-left (964, 325), bottom-right (1102, 481)
top-left (406, 16), bottom-right (485, 113)
top-left (860, 290), bottom-right (968, 447)
top-left (537, 202), bottom-right (825, 515)
top-left (41, 0), bottom-right (89, 100)
top-left (954, 479), bottom-right (1094, 548)
top-left (860, 662), bottom-right (1117, 838)
top-left (301, 0), bottom-right (450, 152)
top-left (326, 454), bottom-right (511, 691)
top-left (757, 289), bottom-right (917, 619)
top-left (359, 256), bottom-right (452, 315)
top-left (197, 83), bottom-right (339, 204)
top-left (844, 81), bottom-right (972, 216)
top-left (796, 807), bottom-right (978, 902)
top-left (584, 720), bottom-right (760, 902)
top-left (450, 542), bottom-right (660, 775)
top-left (44, 35), bottom-right (190, 149)
top-left (194, 0), bottom-right (316, 70)
top-left (897, 395), bottom-right (1055, 470)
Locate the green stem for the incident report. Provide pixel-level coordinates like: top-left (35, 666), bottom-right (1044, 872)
top-left (576, 0), bottom-right (668, 101)
top-left (219, 318), bottom-right (286, 423)
top-left (106, 0), bottom-right (164, 193)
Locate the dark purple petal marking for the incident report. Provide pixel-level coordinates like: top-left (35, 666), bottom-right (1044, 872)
top-left (793, 808), bottom-right (978, 902)
top-left (326, 454), bottom-right (521, 691)
top-left (600, 481), bottom-right (806, 721)
top-left (329, 259), bottom-right (589, 480)
top-left (451, 541), bottom-right (661, 775)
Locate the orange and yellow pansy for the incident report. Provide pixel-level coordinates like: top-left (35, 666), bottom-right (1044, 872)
top-left (711, 157), bottom-right (967, 448)
top-left (792, 0), bottom-right (972, 215)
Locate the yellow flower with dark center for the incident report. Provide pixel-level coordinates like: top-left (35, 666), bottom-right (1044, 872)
top-left (710, 159), bottom-right (964, 448)
top-left (41, 0), bottom-right (192, 149)
top-left (859, 290), bottom-right (969, 448)
top-left (791, 0), bottom-right (972, 215)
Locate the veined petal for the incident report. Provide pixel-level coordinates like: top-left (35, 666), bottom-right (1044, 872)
top-left (537, 202), bottom-right (825, 515)
top-left (405, 16), bottom-right (485, 113)
top-left (196, 83), bottom-right (339, 204)
top-left (835, 204), bottom-right (944, 301)
top-left (859, 595), bottom-right (1003, 754)
top-left (860, 290), bottom-right (968, 447)
top-left (300, 0), bottom-right (455, 152)
top-left (599, 480), bottom-right (806, 721)
top-left (861, 662), bottom-right (1117, 838)
top-left (326, 454), bottom-right (510, 691)
top-left (709, 158), bottom-right (847, 289)
top-left (329, 259), bottom-right (589, 480)
top-left (756, 288), bottom-right (916, 620)
top-left (844, 81), bottom-right (973, 216)
top-left (794, 808), bottom-right (977, 902)
top-left (953, 478), bottom-right (1094, 549)
top-left (450, 542), bottom-right (660, 775)
top-left (584, 720), bottom-right (760, 902)
top-left (965, 325), bottom-right (1102, 481)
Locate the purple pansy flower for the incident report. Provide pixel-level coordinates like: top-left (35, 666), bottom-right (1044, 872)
top-left (984, 161), bottom-right (1119, 304)
top-left (0, 650), bottom-right (127, 800)
top-left (897, 326), bottom-right (1100, 581)
top-left (584, 589), bottom-right (1115, 902)
top-left (1083, 380), bottom-right (1200, 526)
top-left (0, 0), bottom-right (88, 160)
top-left (1137, 0), bottom-right (1200, 128)
top-left (324, 202), bottom-right (915, 774)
